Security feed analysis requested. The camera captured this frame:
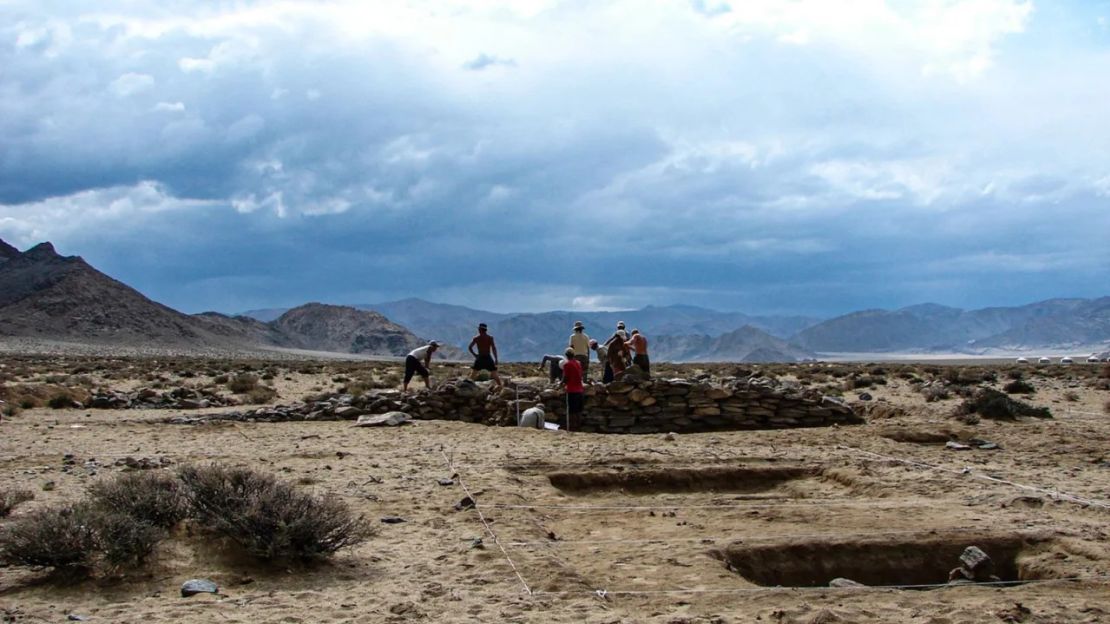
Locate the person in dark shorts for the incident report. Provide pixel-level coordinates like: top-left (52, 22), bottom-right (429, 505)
top-left (467, 323), bottom-right (503, 387)
top-left (561, 347), bottom-right (585, 430)
top-left (403, 341), bottom-right (439, 393)
top-left (627, 329), bottom-right (650, 377)
top-left (539, 354), bottom-right (565, 383)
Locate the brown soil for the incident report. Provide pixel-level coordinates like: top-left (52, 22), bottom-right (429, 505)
top-left (2, 356), bottom-right (1110, 623)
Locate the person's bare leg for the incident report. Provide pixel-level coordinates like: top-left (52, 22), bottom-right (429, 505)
top-left (492, 371), bottom-right (503, 387)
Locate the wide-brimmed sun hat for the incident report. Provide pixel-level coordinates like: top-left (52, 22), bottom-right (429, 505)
top-left (573, 321), bottom-right (584, 329)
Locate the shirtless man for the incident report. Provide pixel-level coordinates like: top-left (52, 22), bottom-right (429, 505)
top-left (468, 323), bottom-right (503, 387)
top-left (626, 329), bottom-right (650, 377)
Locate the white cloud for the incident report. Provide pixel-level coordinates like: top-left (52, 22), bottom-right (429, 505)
top-left (0, 182), bottom-right (218, 247)
top-left (110, 72), bottom-right (154, 97)
top-left (153, 101), bottom-right (186, 112)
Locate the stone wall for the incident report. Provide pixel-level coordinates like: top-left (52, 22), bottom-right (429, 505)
top-left (179, 375), bottom-right (863, 433)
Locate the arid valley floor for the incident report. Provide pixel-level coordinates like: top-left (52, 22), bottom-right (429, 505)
top-left (2, 355), bottom-right (1110, 623)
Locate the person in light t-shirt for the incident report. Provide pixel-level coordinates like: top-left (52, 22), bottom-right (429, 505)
top-left (403, 341), bottom-right (439, 393)
top-left (567, 321), bottom-right (591, 381)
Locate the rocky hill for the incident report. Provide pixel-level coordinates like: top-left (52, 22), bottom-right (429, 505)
top-left (0, 239), bottom-right (441, 357)
top-left (0, 242), bottom-right (215, 345)
top-left (269, 303), bottom-right (426, 356)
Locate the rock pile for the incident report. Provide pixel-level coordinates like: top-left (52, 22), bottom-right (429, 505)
top-left (86, 387), bottom-right (237, 410)
top-left (170, 375), bottom-right (862, 433)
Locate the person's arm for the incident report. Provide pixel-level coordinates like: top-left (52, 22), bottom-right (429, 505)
top-left (424, 351), bottom-right (433, 368)
top-left (468, 336), bottom-right (478, 357)
top-left (491, 338), bottom-right (498, 364)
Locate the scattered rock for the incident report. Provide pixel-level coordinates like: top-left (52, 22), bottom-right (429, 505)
top-left (828, 577), bottom-right (865, 588)
top-left (857, 392), bottom-right (873, 401)
top-left (945, 441), bottom-right (972, 451)
top-left (455, 496), bottom-right (475, 511)
top-left (380, 516), bottom-right (407, 524)
top-left (180, 578), bottom-right (219, 597)
top-left (354, 412), bottom-right (410, 427)
top-left (437, 478), bottom-right (454, 486)
top-left (41, 481), bottom-right (55, 491)
top-left (948, 545), bottom-right (1001, 584)
top-left (995, 602), bottom-right (1032, 623)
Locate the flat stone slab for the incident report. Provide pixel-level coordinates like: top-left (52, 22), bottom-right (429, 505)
top-left (354, 412), bottom-right (411, 427)
top-left (181, 578), bottom-right (218, 597)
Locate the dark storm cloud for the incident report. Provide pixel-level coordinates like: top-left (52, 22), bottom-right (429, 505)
top-left (1, 1), bottom-right (1109, 315)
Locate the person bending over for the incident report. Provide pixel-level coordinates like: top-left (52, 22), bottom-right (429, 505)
top-left (403, 340), bottom-right (438, 393)
top-left (539, 354), bottom-right (565, 383)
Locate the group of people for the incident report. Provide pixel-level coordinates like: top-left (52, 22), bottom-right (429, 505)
top-left (565, 320), bottom-right (650, 383)
top-left (399, 320), bottom-right (651, 430)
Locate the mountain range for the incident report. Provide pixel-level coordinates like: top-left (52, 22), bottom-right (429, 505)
top-left (2, 237), bottom-right (1107, 361)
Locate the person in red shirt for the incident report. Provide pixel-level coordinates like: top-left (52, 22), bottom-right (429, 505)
top-left (560, 347), bottom-right (585, 430)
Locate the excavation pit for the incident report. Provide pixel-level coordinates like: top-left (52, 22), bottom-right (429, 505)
top-left (548, 465), bottom-right (829, 496)
top-left (715, 531), bottom-right (1055, 589)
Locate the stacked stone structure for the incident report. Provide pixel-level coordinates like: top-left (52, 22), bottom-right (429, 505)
top-left (171, 375), bottom-right (862, 433)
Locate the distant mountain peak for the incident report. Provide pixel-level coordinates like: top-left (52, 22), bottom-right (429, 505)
top-left (22, 242), bottom-right (62, 261)
top-left (0, 238), bottom-right (19, 261)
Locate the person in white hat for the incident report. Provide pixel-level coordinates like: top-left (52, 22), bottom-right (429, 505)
top-left (567, 321), bottom-right (591, 381)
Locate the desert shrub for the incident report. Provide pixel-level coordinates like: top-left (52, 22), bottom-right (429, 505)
top-left (213, 374), bottom-right (229, 384)
top-left (0, 505), bottom-right (98, 571)
top-left (227, 374), bottom-right (259, 394)
top-left (1, 402), bottom-right (19, 418)
top-left (179, 464), bottom-right (373, 561)
top-left (1002, 379), bottom-right (1036, 395)
top-left (1100, 364), bottom-right (1110, 379)
top-left (921, 385), bottom-right (950, 402)
top-left (846, 375), bottom-right (885, 389)
top-left (1104, 399), bottom-right (1110, 415)
top-left (955, 388), bottom-right (1051, 421)
top-left (19, 397), bottom-right (39, 409)
top-left (89, 510), bottom-right (164, 568)
top-left (1006, 369), bottom-right (1025, 380)
top-left (943, 368), bottom-right (995, 386)
top-left (47, 391), bottom-right (74, 409)
top-left (245, 385), bottom-right (278, 404)
top-left (1063, 390), bottom-right (1080, 402)
top-left (0, 489), bottom-right (34, 517)
top-left (87, 472), bottom-right (188, 529)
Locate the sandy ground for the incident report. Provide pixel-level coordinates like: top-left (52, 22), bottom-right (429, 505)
top-left (2, 357), bottom-right (1110, 623)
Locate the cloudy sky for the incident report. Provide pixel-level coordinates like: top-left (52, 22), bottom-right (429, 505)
top-left (1, 1), bottom-right (1108, 316)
